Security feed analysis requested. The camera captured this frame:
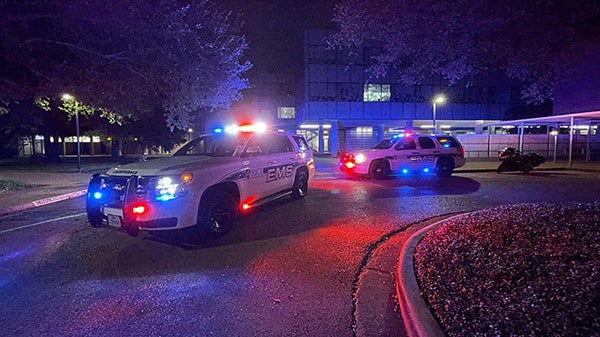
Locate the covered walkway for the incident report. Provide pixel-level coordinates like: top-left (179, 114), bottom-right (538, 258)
top-left (485, 110), bottom-right (600, 167)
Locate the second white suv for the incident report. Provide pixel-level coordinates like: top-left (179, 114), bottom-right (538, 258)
top-left (339, 133), bottom-right (466, 179)
top-left (86, 124), bottom-right (315, 238)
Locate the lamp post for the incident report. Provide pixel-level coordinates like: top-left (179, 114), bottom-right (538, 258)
top-left (432, 95), bottom-right (445, 134)
top-left (550, 129), bottom-right (558, 163)
top-left (62, 93), bottom-right (81, 172)
top-left (188, 128), bottom-right (193, 142)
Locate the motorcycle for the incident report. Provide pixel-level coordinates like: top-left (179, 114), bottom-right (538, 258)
top-left (497, 147), bottom-right (545, 173)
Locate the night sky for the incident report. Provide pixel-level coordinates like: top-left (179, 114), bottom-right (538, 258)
top-left (220, 0), bottom-right (337, 75)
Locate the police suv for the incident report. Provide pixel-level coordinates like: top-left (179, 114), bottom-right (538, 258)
top-left (339, 133), bottom-right (466, 179)
top-left (86, 124), bottom-right (315, 237)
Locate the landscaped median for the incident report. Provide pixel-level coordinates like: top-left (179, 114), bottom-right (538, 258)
top-left (412, 203), bottom-right (599, 336)
top-left (0, 176), bottom-right (31, 193)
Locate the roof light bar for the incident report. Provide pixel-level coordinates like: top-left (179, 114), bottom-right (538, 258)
top-left (223, 123), bottom-right (268, 134)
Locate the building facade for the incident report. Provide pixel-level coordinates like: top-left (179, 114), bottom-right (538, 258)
top-left (299, 29), bottom-right (526, 155)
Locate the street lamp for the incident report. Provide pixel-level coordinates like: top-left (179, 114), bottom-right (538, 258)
top-left (62, 93), bottom-right (81, 172)
top-left (432, 95), bottom-right (445, 134)
top-left (188, 128), bottom-right (193, 142)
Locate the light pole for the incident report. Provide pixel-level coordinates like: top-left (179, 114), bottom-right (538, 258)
top-left (62, 93), bottom-right (81, 172)
top-left (188, 128), bottom-right (193, 142)
top-left (432, 95), bottom-right (445, 134)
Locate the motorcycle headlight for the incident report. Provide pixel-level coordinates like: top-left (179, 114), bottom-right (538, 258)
top-left (155, 173), bottom-right (192, 201)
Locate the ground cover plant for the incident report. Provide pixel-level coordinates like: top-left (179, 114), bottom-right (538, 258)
top-left (0, 177), bottom-right (30, 193)
top-left (415, 202), bottom-right (600, 336)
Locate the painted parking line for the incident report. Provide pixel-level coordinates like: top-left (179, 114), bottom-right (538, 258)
top-left (0, 212), bottom-right (86, 234)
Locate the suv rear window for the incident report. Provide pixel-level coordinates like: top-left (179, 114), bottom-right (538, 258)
top-left (417, 137), bottom-right (436, 149)
top-left (435, 136), bottom-right (461, 148)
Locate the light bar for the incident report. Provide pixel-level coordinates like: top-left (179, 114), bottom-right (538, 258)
top-left (224, 123), bottom-right (268, 134)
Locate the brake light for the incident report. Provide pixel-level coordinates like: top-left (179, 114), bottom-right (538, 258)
top-left (461, 147), bottom-right (465, 157)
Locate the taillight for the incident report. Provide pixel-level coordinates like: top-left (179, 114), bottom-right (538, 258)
top-left (461, 147), bottom-right (465, 157)
top-left (341, 153), bottom-right (356, 169)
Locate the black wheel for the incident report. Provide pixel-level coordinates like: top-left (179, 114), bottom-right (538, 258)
top-left (496, 162), bottom-right (506, 174)
top-left (86, 174), bottom-right (104, 228)
top-left (370, 160), bottom-right (390, 180)
top-left (197, 190), bottom-right (237, 238)
top-left (86, 207), bottom-right (103, 228)
top-left (125, 223), bottom-right (139, 237)
top-left (291, 170), bottom-right (308, 199)
top-left (436, 158), bottom-right (454, 177)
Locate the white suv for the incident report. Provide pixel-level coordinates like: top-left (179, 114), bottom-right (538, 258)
top-left (339, 133), bottom-right (465, 179)
top-left (86, 124), bottom-right (315, 237)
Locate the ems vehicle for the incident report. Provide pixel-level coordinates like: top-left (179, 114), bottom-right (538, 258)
top-left (339, 133), bottom-right (466, 179)
top-left (86, 124), bottom-right (315, 237)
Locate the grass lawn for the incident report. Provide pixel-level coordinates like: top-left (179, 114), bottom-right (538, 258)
top-left (0, 177), bottom-right (31, 192)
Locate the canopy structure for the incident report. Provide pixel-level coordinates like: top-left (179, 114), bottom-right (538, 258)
top-left (485, 110), bottom-right (600, 167)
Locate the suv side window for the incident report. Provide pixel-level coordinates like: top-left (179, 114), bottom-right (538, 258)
top-left (292, 135), bottom-right (311, 152)
top-left (266, 134), bottom-right (294, 154)
top-left (435, 136), bottom-right (460, 148)
top-left (417, 137), bottom-right (436, 149)
top-left (395, 138), bottom-right (416, 150)
top-left (243, 135), bottom-right (267, 157)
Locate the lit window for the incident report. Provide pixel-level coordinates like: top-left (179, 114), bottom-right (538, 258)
top-left (355, 127), bottom-right (373, 135)
top-left (363, 84), bottom-right (390, 102)
top-left (277, 107), bottom-right (296, 119)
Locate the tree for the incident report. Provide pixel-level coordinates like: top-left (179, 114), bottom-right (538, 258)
top-left (0, 0), bottom-right (251, 132)
top-left (330, 0), bottom-right (600, 103)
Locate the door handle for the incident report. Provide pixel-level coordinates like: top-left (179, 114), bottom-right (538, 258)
top-left (243, 160), bottom-right (250, 166)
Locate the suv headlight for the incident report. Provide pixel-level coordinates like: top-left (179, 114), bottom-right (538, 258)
top-left (354, 154), bottom-right (367, 164)
top-left (154, 173), bottom-right (192, 201)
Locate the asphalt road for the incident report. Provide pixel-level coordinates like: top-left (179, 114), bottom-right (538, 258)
top-left (1, 169), bottom-right (599, 337)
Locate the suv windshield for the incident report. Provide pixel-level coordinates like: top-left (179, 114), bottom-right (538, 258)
top-left (373, 139), bottom-right (396, 149)
top-left (173, 134), bottom-right (243, 157)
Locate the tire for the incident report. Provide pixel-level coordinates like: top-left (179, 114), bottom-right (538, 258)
top-left (86, 207), bottom-right (103, 228)
top-left (370, 160), bottom-right (390, 180)
top-left (197, 190), bottom-right (237, 238)
top-left (291, 170), bottom-right (308, 199)
top-left (436, 158), bottom-right (454, 177)
top-left (496, 162), bottom-right (506, 174)
top-left (125, 223), bottom-right (139, 237)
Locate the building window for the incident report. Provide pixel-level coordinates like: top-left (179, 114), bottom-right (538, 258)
top-left (355, 127), bottom-right (373, 134)
top-left (277, 107), bottom-right (296, 119)
top-left (363, 84), bottom-right (390, 102)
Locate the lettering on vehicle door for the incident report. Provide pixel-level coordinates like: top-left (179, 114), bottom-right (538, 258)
top-left (408, 155), bottom-right (435, 163)
top-left (266, 164), bottom-right (294, 182)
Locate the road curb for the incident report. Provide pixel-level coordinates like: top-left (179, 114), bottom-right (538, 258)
top-left (395, 213), bottom-right (468, 337)
top-left (0, 189), bottom-right (87, 217)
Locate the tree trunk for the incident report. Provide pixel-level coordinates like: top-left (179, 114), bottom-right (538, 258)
top-left (111, 139), bottom-right (120, 160)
